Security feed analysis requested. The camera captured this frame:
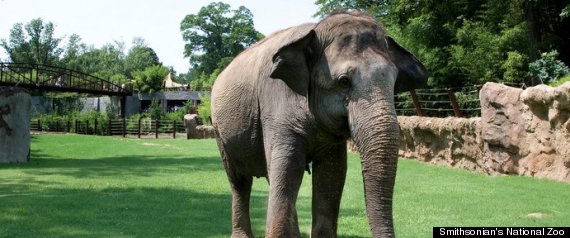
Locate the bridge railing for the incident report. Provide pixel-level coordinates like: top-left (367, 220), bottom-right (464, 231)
top-left (0, 62), bottom-right (132, 96)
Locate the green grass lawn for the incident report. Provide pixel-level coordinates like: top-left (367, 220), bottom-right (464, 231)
top-left (1, 135), bottom-right (569, 237)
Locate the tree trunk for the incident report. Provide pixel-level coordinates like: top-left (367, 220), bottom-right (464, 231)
top-left (524, 0), bottom-right (541, 61)
top-left (0, 87), bottom-right (31, 163)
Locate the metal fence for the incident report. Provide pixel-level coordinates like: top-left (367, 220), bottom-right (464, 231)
top-left (395, 86), bottom-right (482, 118)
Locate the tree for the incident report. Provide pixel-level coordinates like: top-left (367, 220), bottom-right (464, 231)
top-left (124, 38), bottom-right (161, 78)
top-left (314, 0), bottom-right (389, 18)
top-left (1, 18), bottom-right (63, 65)
top-left (62, 34), bottom-right (89, 70)
top-left (72, 41), bottom-right (126, 82)
top-left (180, 2), bottom-right (262, 76)
top-left (132, 65), bottom-right (170, 94)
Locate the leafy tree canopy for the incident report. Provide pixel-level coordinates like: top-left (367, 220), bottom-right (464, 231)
top-left (1, 18), bottom-right (63, 65)
top-left (180, 2), bottom-right (262, 77)
top-left (124, 38), bottom-right (161, 78)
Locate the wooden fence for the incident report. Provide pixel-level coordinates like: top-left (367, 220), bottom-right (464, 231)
top-left (30, 118), bottom-right (186, 139)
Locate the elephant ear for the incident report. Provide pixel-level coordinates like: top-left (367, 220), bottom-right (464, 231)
top-left (386, 36), bottom-right (428, 94)
top-left (270, 28), bottom-right (316, 96)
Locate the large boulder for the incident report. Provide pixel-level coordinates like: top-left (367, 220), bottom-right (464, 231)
top-left (184, 114), bottom-right (216, 139)
top-left (480, 82), bottom-right (570, 181)
top-left (184, 114), bottom-right (200, 139)
top-left (479, 83), bottom-right (525, 174)
top-left (0, 87), bottom-right (31, 163)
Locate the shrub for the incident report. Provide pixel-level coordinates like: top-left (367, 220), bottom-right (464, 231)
top-left (528, 50), bottom-right (569, 84)
top-left (502, 51), bottom-right (528, 84)
top-left (149, 99), bottom-right (162, 120)
top-left (197, 94), bottom-right (211, 125)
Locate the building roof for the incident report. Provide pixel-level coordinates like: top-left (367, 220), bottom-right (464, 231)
top-left (163, 73), bottom-right (188, 89)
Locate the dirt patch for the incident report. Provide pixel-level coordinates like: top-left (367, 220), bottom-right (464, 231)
top-left (525, 212), bottom-right (548, 219)
top-left (142, 142), bottom-right (160, 146)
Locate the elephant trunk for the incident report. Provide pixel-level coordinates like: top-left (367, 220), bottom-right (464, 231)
top-left (349, 98), bottom-right (399, 238)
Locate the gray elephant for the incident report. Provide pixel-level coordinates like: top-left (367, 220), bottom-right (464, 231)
top-left (211, 11), bottom-right (427, 238)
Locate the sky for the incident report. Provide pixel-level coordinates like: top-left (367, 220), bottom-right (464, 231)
top-left (0, 0), bottom-right (319, 73)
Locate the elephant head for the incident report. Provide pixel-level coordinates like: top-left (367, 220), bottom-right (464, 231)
top-left (270, 11), bottom-right (427, 237)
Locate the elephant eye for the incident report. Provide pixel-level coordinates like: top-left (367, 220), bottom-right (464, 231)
top-left (338, 74), bottom-right (351, 87)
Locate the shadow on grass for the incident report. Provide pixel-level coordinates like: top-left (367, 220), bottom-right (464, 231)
top-left (0, 185), bottom-right (238, 237)
top-left (5, 148), bottom-right (223, 179)
top-left (0, 184), bottom-right (369, 238)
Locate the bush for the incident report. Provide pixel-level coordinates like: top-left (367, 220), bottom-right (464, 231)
top-left (528, 50), bottom-right (569, 84)
top-left (197, 94), bottom-right (211, 125)
top-left (149, 99), bottom-right (162, 120)
top-left (502, 51), bottom-right (528, 84)
top-left (32, 110), bottom-right (109, 134)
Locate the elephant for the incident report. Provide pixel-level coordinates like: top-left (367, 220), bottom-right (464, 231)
top-left (211, 11), bottom-right (427, 238)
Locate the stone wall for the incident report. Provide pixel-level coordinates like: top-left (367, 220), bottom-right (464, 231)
top-left (398, 82), bottom-right (570, 183)
top-left (398, 116), bottom-right (484, 172)
top-left (0, 87), bottom-right (31, 163)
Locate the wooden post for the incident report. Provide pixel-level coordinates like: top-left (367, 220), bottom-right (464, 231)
top-left (67, 120), bottom-right (71, 133)
top-left (55, 120), bottom-right (60, 132)
top-left (155, 120), bottom-right (159, 139)
top-left (138, 118), bottom-right (142, 139)
top-left (410, 90), bottom-right (424, 117)
top-left (37, 119), bottom-right (41, 131)
top-left (107, 119), bottom-right (112, 136)
top-left (447, 88), bottom-right (462, 117)
top-left (94, 119), bottom-right (98, 135)
top-left (122, 118), bottom-right (126, 138)
top-left (120, 96), bottom-right (127, 118)
top-left (173, 120), bottom-right (177, 139)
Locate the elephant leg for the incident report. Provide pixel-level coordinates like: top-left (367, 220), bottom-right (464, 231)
top-left (310, 144), bottom-right (347, 237)
top-left (265, 144), bottom-right (306, 238)
top-left (216, 136), bottom-right (255, 238)
top-left (228, 174), bottom-right (254, 238)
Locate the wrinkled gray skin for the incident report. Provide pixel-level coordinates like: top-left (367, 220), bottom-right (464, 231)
top-left (211, 11), bottom-right (427, 238)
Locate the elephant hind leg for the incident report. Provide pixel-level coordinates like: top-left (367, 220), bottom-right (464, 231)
top-left (228, 174), bottom-right (254, 238)
top-left (215, 135), bottom-right (255, 238)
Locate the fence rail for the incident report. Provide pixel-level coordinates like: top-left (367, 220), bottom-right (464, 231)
top-left (395, 85), bottom-right (482, 118)
top-left (30, 118), bottom-right (186, 138)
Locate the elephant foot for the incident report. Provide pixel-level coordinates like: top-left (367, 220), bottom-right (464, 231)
top-left (231, 230), bottom-right (254, 238)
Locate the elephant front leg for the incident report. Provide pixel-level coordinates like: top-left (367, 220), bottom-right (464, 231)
top-left (311, 144), bottom-right (347, 237)
top-left (265, 145), bottom-right (306, 238)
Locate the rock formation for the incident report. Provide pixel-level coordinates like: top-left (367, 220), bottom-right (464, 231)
top-left (184, 114), bottom-right (215, 139)
top-left (0, 87), bottom-right (31, 163)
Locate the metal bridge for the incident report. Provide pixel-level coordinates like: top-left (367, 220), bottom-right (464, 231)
top-left (0, 62), bottom-right (132, 96)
